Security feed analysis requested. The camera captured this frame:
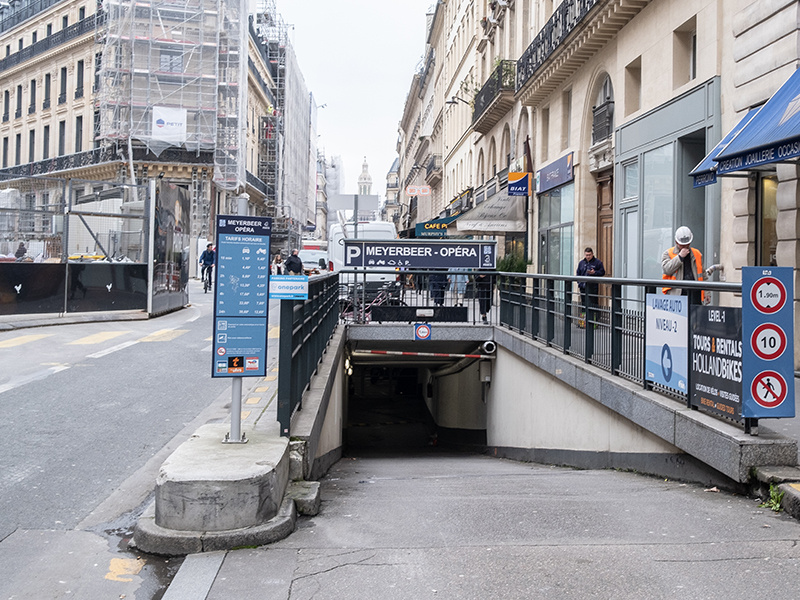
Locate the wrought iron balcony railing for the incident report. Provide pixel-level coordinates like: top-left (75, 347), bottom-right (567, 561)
top-left (472, 60), bottom-right (515, 126)
top-left (592, 99), bottom-right (614, 144)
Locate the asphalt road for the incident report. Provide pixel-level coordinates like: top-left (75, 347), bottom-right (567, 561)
top-left (0, 280), bottom-right (282, 599)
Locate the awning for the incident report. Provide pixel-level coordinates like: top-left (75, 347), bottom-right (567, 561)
top-left (714, 68), bottom-right (800, 175)
top-left (688, 107), bottom-right (761, 187)
top-left (415, 213), bottom-right (461, 238)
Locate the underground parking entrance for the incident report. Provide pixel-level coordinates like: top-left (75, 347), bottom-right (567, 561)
top-left (343, 339), bottom-right (496, 456)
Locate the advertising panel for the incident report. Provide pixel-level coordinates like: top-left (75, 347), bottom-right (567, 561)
top-left (269, 274), bottom-right (309, 300)
top-left (343, 240), bottom-right (496, 269)
top-left (742, 267), bottom-right (795, 418)
top-left (690, 306), bottom-right (743, 419)
top-left (645, 294), bottom-right (688, 393)
top-left (212, 215), bottom-right (271, 378)
top-left (508, 172), bottom-right (532, 196)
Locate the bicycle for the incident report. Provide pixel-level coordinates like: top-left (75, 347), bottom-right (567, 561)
top-left (202, 264), bottom-right (214, 293)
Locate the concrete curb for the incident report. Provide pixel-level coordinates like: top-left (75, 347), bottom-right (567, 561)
top-left (131, 496), bottom-right (297, 555)
top-left (752, 466), bottom-right (800, 520)
top-left (0, 309), bottom-right (149, 331)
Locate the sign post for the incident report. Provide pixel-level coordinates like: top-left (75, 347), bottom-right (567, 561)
top-left (212, 214), bottom-right (272, 443)
top-left (742, 267), bottom-right (795, 426)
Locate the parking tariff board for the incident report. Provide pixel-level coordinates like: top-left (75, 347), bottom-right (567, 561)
top-left (212, 215), bottom-right (272, 378)
top-left (742, 266), bottom-right (795, 418)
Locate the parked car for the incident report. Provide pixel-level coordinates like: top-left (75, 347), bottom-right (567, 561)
top-left (298, 249), bottom-right (328, 275)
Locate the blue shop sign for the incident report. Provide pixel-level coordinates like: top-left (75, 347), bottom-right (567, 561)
top-left (535, 152), bottom-right (574, 194)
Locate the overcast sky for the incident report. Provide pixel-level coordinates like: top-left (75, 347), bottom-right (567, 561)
top-left (274, 0), bottom-right (435, 198)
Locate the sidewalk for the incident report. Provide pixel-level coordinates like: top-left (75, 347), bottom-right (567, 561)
top-left (0, 308), bottom-right (149, 331)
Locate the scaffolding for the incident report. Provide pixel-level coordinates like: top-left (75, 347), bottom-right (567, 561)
top-left (97, 0), bottom-right (247, 192)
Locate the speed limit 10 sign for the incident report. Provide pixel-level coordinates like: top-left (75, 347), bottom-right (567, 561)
top-left (742, 267), bottom-right (795, 419)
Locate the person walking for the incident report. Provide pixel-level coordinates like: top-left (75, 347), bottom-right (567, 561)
top-left (14, 242), bottom-right (26, 259)
top-left (662, 226), bottom-right (703, 304)
top-left (576, 247), bottom-right (605, 325)
top-left (272, 253), bottom-right (283, 275)
top-left (284, 248), bottom-right (303, 275)
top-left (428, 270), bottom-right (448, 307)
top-left (451, 270), bottom-right (468, 307)
top-left (475, 271), bottom-right (493, 324)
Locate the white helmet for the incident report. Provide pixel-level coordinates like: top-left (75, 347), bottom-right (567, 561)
top-left (675, 226), bottom-right (693, 245)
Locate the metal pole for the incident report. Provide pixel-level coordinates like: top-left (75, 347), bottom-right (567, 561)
top-left (224, 376), bottom-right (247, 443)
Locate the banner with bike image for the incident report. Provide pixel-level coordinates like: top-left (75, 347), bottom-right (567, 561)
top-left (645, 294), bottom-right (688, 394)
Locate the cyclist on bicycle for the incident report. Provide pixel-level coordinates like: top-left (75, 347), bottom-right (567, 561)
top-left (199, 243), bottom-right (215, 291)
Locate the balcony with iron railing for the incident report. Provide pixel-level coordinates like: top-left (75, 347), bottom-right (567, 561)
top-left (425, 154), bottom-right (442, 185)
top-left (472, 60), bottom-right (515, 134)
top-left (592, 99), bottom-right (614, 144)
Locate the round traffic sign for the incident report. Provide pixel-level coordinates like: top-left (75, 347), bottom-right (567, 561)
top-left (415, 323), bottom-right (431, 340)
top-left (217, 347), bottom-right (226, 356)
top-left (751, 276), bottom-right (787, 314)
top-left (660, 344), bottom-right (673, 382)
top-left (750, 370), bottom-right (788, 408)
top-left (751, 323), bottom-right (787, 361)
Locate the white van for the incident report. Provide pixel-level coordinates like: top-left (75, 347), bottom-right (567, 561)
top-left (328, 221), bottom-right (397, 296)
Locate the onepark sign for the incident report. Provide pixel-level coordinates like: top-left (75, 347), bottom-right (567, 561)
top-left (344, 240), bottom-right (496, 269)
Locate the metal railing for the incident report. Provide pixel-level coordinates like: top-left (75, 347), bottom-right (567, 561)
top-left (278, 272), bottom-right (340, 437)
top-left (472, 60), bottom-right (515, 124)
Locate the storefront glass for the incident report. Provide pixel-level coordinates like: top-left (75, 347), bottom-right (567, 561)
top-left (758, 175), bottom-right (778, 266)
top-left (642, 144), bottom-right (674, 279)
top-left (538, 183), bottom-right (574, 275)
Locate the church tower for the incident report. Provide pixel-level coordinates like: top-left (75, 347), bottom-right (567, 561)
top-left (357, 157), bottom-right (373, 196)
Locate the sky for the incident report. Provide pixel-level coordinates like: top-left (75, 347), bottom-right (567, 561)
top-left (274, 0), bottom-right (436, 198)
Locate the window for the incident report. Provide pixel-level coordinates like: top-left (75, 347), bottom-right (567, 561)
top-left (75, 60), bottom-right (84, 98)
top-left (22, 193), bottom-right (35, 233)
top-left (94, 53), bottom-right (102, 91)
top-left (58, 120), bottom-right (65, 155)
top-left (541, 106), bottom-right (550, 160)
top-left (642, 144), bottom-right (674, 279)
top-left (79, 6), bottom-right (86, 20)
top-left (15, 133), bottom-right (21, 165)
top-left (625, 56), bottom-right (641, 116)
top-left (673, 16), bottom-right (697, 89)
top-left (43, 73), bottom-right (51, 109)
top-left (2, 137), bottom-right (7, 168)
top-left (28, 129), bottom-right (35, 163)
top-left (2, 90), bottom-right (8, 121)
top-left (32, 32), bottom-right (37, 44)
top-left (18, 38), bottom-right (23, 51)
top-left (622, 161), bottom-right (638, 202)
top-left (93, 110), bottom-right (100, 148)
top-left (15, 85), bottom-right (22, 118)
top-left (758, 175), bottom-right (778, 266)
top-left (538, 183), bottom-right (575, 276)
top-left (561, 90), bottom-right (571, 150)
top-left (29, 80), bottom-right (36, 114)
top-left (159, 50), bottom-right (183, 73)
top-left (47, 24), bottom-right (52, 36)
top-left (75, 115), bottom-right (83, 152)
top-left (43, 125), bottom-right (49, 159)
top-left (62, 16), bottom-right (69, 29)
top-left (59, 67), bottom-right (67, 104)
top-left (5, 45), bottom-right (9, 57)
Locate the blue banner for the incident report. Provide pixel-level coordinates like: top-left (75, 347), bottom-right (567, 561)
top-left (742, 267), bottom-right (795, 418)
top-left (645, 294), bottom-right (688, 394)
top-left (344, 240), bottom-right (496, 269)
top-left (535, 152), bottom-right (574, 194)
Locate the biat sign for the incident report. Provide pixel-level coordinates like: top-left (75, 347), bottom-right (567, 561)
top-left (344, 240), bottom-right (496, 269)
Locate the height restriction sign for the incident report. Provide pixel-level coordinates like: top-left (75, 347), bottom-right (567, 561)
top-left (742, 267), bottom-right (795, 418)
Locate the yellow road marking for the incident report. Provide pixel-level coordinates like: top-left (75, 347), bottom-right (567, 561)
top-left (790, 483), bottom-right (800, 492)
top-left (0, 334), bottom-right (52, 348)
top-left (245, 397), bottom-right (260, 405)
top-left (205, 336), bottom-right (213, 341)
top-left (105, 557), bottom-right (145, 582)
top-left (264, 375), bottom-right (277, 382)
top-left (268, 326), bottom-right (280, 339)
top-left (241, 410), bottom-right (251, 419)
top-left (68, 331), bottom-right (130, 345)
top-left (138, 329), bottom-right (188, 342)
top-left (255, 386), bottom-right (269, 392)
top-left (271, 367), bottom-right (278, 373)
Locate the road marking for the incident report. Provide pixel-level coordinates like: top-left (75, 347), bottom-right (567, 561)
top-left (68, 331), bottom-right (130, 345)
top-left (241, 410), bottom-right (251, 419)
top-left (105, 557), bottom-right (145, 582)
top-left (202, 345), bottom-right (212, 352)
top-left (268, 326), bottom-right (280, 339)
top-left (205, 336), bottom-right (213, 341)
top-left (0, 333), bottom-right (52, 348)
top-left (184, 307), bottom-right (202, 323)
top-left (264, 375), bottom-right (277, 382)
top-left (138, 329), bottom-right (189, 342)
top-left (245, 397), bottom-right (260, 405)
top-left (255, 386), bottom-right (269, 392)
top-left (87, 340), bottom-right (140, 359)
top-left (0, 364), bottom-right (70, 394)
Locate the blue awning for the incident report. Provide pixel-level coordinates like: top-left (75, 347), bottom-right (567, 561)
top-left (714, 68), bottom-right (800, 175)
top-left (688, 107), bottom-right (761, 187)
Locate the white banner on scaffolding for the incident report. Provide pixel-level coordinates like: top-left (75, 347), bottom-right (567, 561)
top-left (151, 107), bottom-right (187, 144)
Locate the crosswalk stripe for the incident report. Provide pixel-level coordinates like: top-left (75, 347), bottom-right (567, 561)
top-left (268, 326), bottom-right (280, 339)
top-left (68, 331), bottom-right (130, 345)
top-left (87, 340), bottom-right (140, 359)
top-left (0, 334), bottom-right (52, 348)
top-left (138, 329), bottom-right (189, 342)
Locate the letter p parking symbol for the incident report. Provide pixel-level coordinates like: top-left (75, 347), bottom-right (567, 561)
top-left (346, 245), bottom-right (361, 265)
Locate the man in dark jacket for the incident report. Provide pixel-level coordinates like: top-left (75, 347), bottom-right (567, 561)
top-left (576, 247), bottom-right (605, 325)
top-left (284, 249), bottom-right (303, 275)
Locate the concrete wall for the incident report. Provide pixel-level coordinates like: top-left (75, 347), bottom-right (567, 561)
top-left (489, 347), bottom-right (677, 455)
top-left (315, 356), bottom-right (345, 462)
top-left (432, 362), bottom-right (487, 430)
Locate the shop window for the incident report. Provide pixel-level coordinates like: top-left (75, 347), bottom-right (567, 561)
top-left (625, 57), bottom-right (641, 116)
top-left (538, 183), bottom-right (574, 276)
top-left (641, 144), bottom-right (674, 280)
top-left (758, 175), bottom-right (778, 266)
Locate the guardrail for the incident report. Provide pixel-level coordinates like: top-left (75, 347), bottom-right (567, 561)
top-left (278, 272), bottom-right (340, 437)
